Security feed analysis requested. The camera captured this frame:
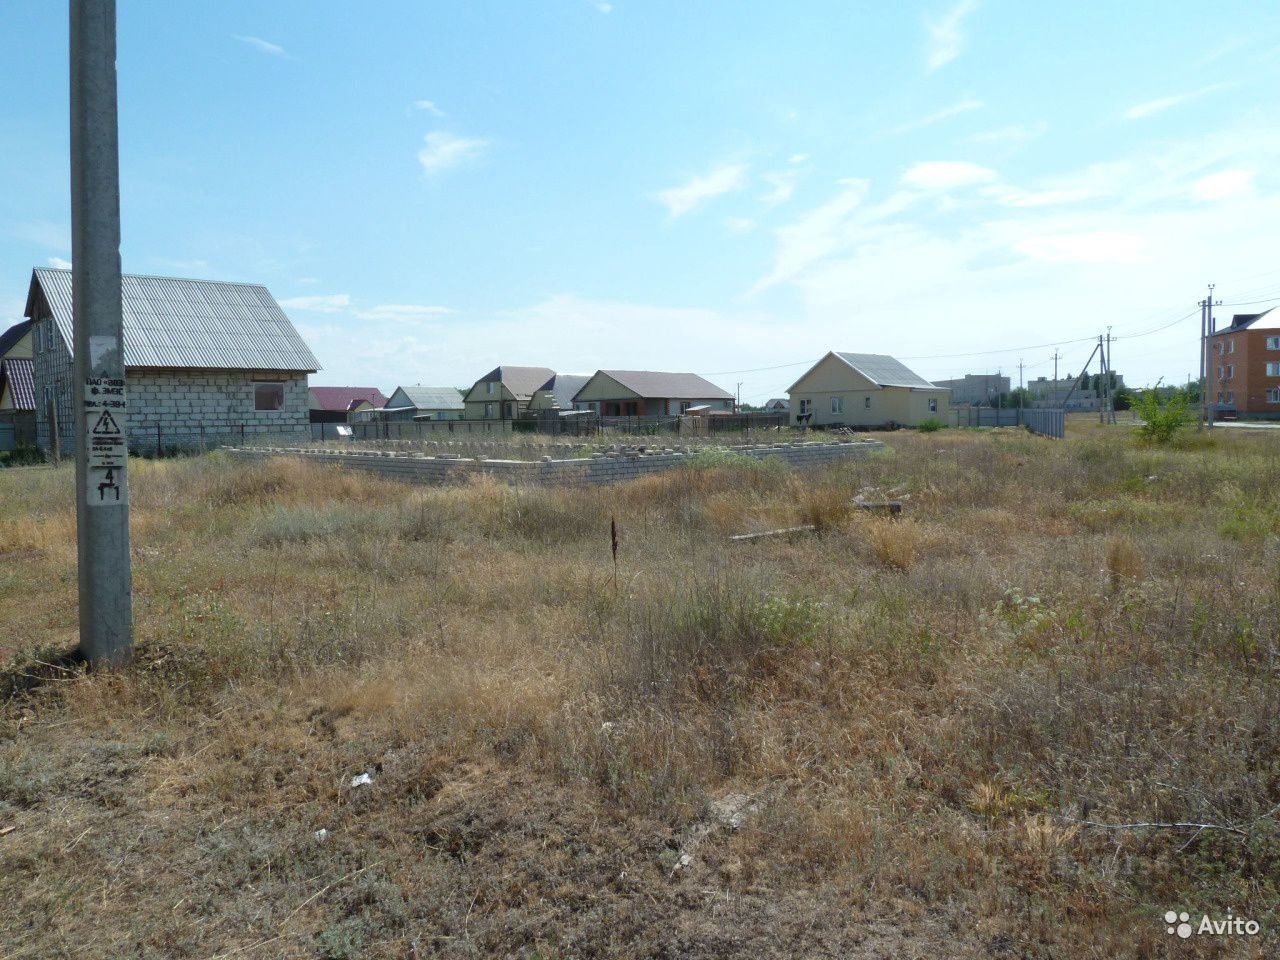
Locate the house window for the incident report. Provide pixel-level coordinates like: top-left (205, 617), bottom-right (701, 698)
top-left (679, 401), bottom-right (692, 413)
top-left (864, 396), bottom-right (871, 409)
top-left (484, 402), bottom-right (496, 418)
top-left (928, 398), bottom-right (938, 413)
top-left (1267, 336), bottom-right (1280, 350)
top-left (798, 398), bottom-right (811, 415)
top-left (1225, 364), bottom-right (1235, 379)
top-left (1268, 388), bottom-right (1280, 403)
top-left (1216, 341), bottom-right (1224, 355)
top-left (486, 382), bottom-right (494, 395)
top-left (1228, 339), bottom-right (1236, 353)
top-left (1225, 391), bottom-right (1235, 404)
top-left (504, 402), bottom-right (514, 418)
top-left (831, 396), bottom-right (843, 414)
top-left (253, 382), bottom-right (285, 411)
top-left (1267, 363), bottom-right (1280, 377)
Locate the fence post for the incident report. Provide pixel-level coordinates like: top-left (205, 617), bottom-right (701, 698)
top-left (47, 397), bottom-right (60, 466)
top-left (199, 422), bottom-right (205, 452)
top-left (156, 422), bottom-right (161, 458)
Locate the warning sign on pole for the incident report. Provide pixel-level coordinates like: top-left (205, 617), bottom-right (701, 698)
top-left (83, 377), bottom-right (128, 506)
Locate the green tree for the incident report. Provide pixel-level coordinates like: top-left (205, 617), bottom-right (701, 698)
top-left (1133, 388), bottom-right (1192, 444)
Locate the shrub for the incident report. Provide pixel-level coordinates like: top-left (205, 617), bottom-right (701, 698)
top-left (869, 517), bottom-right (919, 570)
top-left (1133, 389), bottom-right (1192, 444)
top-left (1105, 535), bottom-right (1143, 586)
top-left (917, 417), bottom-right (946, 433)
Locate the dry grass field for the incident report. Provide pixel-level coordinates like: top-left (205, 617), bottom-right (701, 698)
top-left (2, 427), bottom-right (1279, 958)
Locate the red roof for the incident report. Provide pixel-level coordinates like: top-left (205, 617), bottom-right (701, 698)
top-left (0, 358), bottom-right (34, 412)
top-left (309, 386), bottom-right (388, 412)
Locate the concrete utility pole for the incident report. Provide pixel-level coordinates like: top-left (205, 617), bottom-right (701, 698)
top-left (1199, 283), bottom-right (1220, 430)
top-left (70, 0), bottom-right (133, 666)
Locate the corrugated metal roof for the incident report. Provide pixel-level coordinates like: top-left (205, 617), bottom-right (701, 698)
top-left (536, 373), bottom-right (591, 408)
top-left (582, 370), bottom-right (734, 400)
top-left (833, 353), bottom-right (939, 389)
top-left (0, 320), bottom-right (32, 360)
top-left (27, 268), bottom-right (321, 372)
top-left (310, 386), bottom-right (388, 412)
top-left (0, 357), bottom-right (34, 411)
top-left (390, 385), bottom-right (465, 410)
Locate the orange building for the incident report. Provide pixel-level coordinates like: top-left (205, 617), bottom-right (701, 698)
top-left (1209, 306), bottom-right (1280, 418)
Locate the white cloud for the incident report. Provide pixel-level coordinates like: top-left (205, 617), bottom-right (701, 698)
top-left (924, 0), bottom-right (979, 72)
top-left (232, 35), bottom-right (287, 57)
top-left (1014, 231), bottom-right (1148, 264)
top-left (412, 100), bottom-right (446, 117)
top-left (355, 304), bottom-right (454, 323)
top-left (725, 217), bottom-right (757, 234)
top-left (657, 164), bottom-right (748, 218)
top-left (883, 97), bottom-right (983, 137)
top-left (788, 154), bottom-right (809, 165)
top-left (417, 131), bottom-right (489, 173)
top-left (1193, 169), bottom-right (1253, 201)
top-left (1124, 94), bottom-right (1188, 120)
top-left (279, 294), bottom-right (352, 313)
top-left (47, 257), bottom-right (72, 269)
top-left (596, 1), bottom-right (613, 11)
top-left (761, 168), bottom-right (801, 205)
top-left (967, 121), bottom-right (1048, 144)
top-left (750, 179), bottom-right (870, 293)
top-left (901, 160), bottom-right (997, 191)
top-left (984, 185), bottom-right (1097, 207)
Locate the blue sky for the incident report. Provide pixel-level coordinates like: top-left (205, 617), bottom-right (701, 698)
top-left (3, 1), bottom-right (1280, 401)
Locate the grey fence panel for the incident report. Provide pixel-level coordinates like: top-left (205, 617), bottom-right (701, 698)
top-left (1022, 408), bottom-right (1065, 439)
top-left (954, 406), bottom-right (1064, 438)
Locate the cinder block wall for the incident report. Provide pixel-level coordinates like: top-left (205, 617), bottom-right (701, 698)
top-left (125, 370), bottom-right (310, 449)
top-left (227, 440), bottom-right (884, 487)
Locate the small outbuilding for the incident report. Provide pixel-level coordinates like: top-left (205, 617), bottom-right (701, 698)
top-left (787, 352), bottom-right (949, 427)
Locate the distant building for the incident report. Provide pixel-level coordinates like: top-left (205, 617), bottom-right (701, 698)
top-left (572, 370), bottom-right (734, 417)
top-left (0, 320), bottom-right (35, 449)
top-left (763, 398), bottom-right (790, 412)
top-left (527, 373), bottom-right (592, 413)
top-left (1209, 305), bottom-right (1280, 417)
top-left (1026, 375), bottom-right (1114, 411)
top-left (309, 387), bottom-right (389, 424)
top-left (463, 366), bottom-right (556, 420)
top-left (26, 268), bottom-right (319, 452)
top-left (786, 352), bottom-right (950, 427)
top-left (934, 373), bottom-right (1009, 406)
top-left (380, 385), bottom-right (464, 421)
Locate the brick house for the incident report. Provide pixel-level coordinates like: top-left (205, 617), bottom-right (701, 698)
top-left (25, 268), bottom-right (320, 452)
top-left (1209, 305), bottom-right (1280, 417)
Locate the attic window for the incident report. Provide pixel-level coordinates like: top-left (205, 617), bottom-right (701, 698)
top-left (486, 382), bottom-right (495, 395)
top-left (254, 382), bottom-right (285, 411)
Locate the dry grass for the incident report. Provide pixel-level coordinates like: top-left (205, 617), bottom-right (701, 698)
top-left (3, 431), bottom-right (1280, 958)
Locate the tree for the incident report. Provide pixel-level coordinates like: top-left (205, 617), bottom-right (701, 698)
top-left (1133, 388), bottom-right (1192, 444)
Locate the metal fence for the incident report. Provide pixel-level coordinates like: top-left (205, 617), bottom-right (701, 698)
top-left (953, 406), bottom-right (1065, 439)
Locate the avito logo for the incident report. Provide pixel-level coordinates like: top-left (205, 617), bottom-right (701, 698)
top-left (1164, 909), bottom-right (1260, 939)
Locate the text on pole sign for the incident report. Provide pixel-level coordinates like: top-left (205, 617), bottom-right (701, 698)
top-left (84, 377), bottom-right (128, 506)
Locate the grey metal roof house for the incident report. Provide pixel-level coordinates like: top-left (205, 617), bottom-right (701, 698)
top-left (528, 373), bottom-right (592, 413)
top-left (25, 268), bottom-right (320, 452)
top-left (381, 385), bottom-right (466, 421)
top-left (786, 351), bottom-right (949, 428)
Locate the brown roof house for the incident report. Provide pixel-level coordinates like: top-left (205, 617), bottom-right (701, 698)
top-left (463, 366), bottom-right (556, 420)
top-left (572, 370), bottom-right (734, 417)
top-left (309, 387), bottom-right (389, 423)
top-left (1209, 306), bottom-right (1280, 417)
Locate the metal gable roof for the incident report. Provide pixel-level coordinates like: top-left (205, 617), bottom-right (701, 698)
top-left (310, 386), bottom-right (389, 412)
top-left (0, 320), bottom-right (32, 360)
top-left (27, 268), bottom-right (321, 372)
top-left (833, 352), bottom-right (939, 389)
top-left (392, 385), bottom-right (465, 410)
top-left (582, 370), bottom-right (734, 401)
top-left (0, 358), bottom-right (35, 411)
top-left (1220, 306), bottom-right (1280, 332)
top-left (472, 366), bottom-right (558, 398)
top-left (536, 373), bottom-right (591, 408)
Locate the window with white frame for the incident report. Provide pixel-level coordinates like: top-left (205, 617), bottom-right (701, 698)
top-left (1216, 341), bottom-right (1225, 355)
top-left (831, 396), bottom-right (843, 414)
top-left (1268, 388), bottom-right (1280, 403)
top-left (486, 381), bottom-right (494, 395)
top-left (484, 402), bottom-right (496, 417)
top-left (1268, 362), bottom-right (1280, 377)
top-left (928, 398), bottom-right (938, 413)
top-left (1268, 336), bottom-right (1280, 350)
top-left (1229, 339), bottom-right (1236, 353)
top-left (798, 398), bottom-right (810, 415)
top-left (1221, 364), bottom-right (1235, 380)
top-left (864, 396), bottom-right (871, 409)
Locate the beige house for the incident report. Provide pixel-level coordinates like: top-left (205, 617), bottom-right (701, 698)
top-left (787, 352), bottom-right (949, 427)
top-left (463, 366), bottom-right (556, 420)
top-left (572, 370), bottom-right (734, 417)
